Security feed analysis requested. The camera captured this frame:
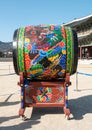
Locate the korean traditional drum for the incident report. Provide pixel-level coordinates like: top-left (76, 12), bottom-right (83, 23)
top-left (13, 25), bottom-right (78, 119)
top-left (13, 25), bottom-right (78, 80)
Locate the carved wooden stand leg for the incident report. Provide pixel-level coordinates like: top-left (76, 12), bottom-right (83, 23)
top-left (63, 73), bottom-right (71, 120)
top-left (18, 72), bottom-right (27, 120)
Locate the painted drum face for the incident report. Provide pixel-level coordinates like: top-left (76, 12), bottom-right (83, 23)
top-left (13, 25), bottom-right (78, 80)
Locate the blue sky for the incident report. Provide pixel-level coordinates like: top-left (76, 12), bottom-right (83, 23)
top-left (0, 0), bottom-right (92, 42)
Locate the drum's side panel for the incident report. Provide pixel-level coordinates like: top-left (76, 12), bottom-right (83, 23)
top-left (24, 25), bottom-right (67, 80)
top-left (13, 29), bottom-right (19, 75)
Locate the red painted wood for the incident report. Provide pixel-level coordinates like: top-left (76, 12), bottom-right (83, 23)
top-left (25, 82), bottom-right (66, 107)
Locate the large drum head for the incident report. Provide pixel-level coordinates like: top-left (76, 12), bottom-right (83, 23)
top-left (72, 30), bottom-right (78, 74)
top-left (13, 29), bottom-right (19, 75)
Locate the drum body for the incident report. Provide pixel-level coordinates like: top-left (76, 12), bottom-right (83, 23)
top-left (13, 25), bottom-right (78, 80)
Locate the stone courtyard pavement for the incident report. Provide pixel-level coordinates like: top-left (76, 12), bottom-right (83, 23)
top-left (0, 62), bottom-right (92, 130)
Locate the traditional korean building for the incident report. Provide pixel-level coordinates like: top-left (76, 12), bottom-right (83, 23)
top-left (64, 14), bottom-right (92, 59)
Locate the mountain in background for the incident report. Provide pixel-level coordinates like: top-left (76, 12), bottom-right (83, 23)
top-left (0, 41), bottom-right (12, 52)
top-left (0, 41), bottom-right (12, 57)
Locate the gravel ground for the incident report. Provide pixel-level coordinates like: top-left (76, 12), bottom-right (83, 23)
top-left (0, 62), bottom-right (92, 130)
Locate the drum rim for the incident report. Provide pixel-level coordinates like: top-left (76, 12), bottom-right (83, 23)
top-left (17, 28), bottom-right (25, 73)
top-left (13, 29), bottom-right (19, 75)
top-left (72, 30), bottom-right (78, 74)
top-left (65, 27), bottom-right (73, 74)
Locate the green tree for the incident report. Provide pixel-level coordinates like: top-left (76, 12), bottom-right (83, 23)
top-left (0, 51), bottom-right (4, 57)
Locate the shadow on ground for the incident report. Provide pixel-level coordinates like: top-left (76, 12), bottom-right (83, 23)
top-left (0, 93), bottom-right (20, 107)
top-left (69, 94), bottom-right (92, 120)
top-left (31, 107), bottom-right (63, 120)
top-left (0, 101), bottom-right (20, 107)
top-left (0, 107), bottom-right (63, 130)
top-left (0, 95), bottom-right (92, 129)
top-left (0, 115), bottom-right (40, 130)
top-left (31, 95), bottom-right (92, 120)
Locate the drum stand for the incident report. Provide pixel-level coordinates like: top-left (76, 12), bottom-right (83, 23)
top-left (18, 72), bottom-right (71, 120)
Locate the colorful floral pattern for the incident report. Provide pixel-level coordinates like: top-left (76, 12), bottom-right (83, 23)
top-left (23, 25), bottom-right (67, 80)
top-left (24, 84), bottom-right (65, 103)
top-left (37, 87), bottom-right (52, 102)
top-left (17, 25), bottom-right (76, 79)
